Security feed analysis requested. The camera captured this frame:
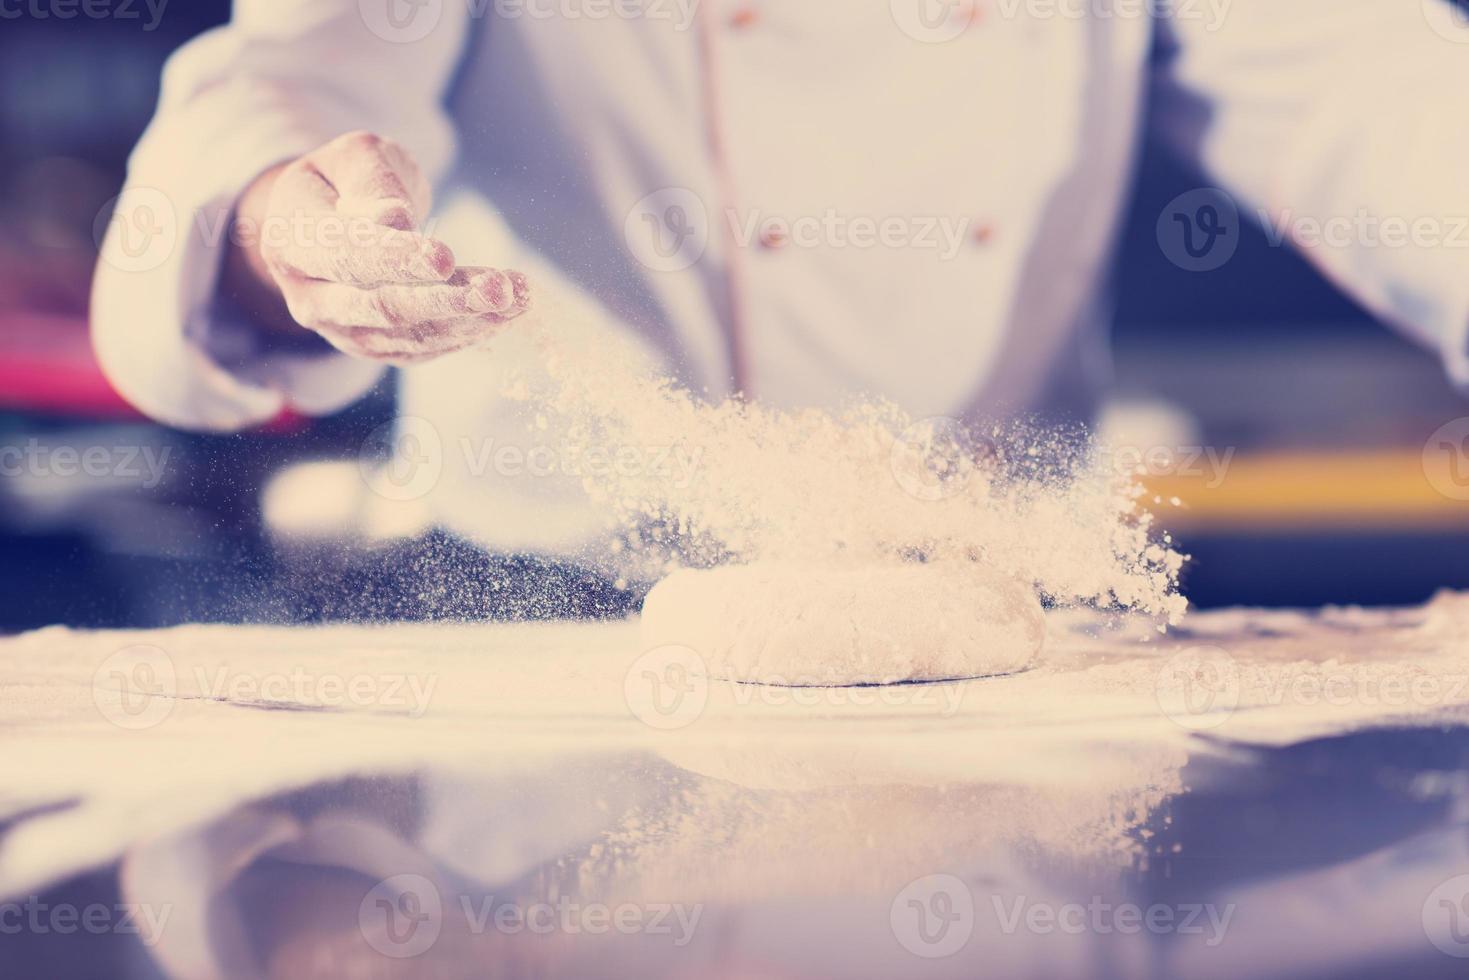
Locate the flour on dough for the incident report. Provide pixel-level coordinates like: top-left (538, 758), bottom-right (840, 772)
top-left (639, 561), bottom-right (1046, 686)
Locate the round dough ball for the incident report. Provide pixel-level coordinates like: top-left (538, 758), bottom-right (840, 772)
top-left (639, 561), bottom-right (1045, 686)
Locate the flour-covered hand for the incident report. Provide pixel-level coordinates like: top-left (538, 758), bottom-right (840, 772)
top-left (228, 130), bottom-right (530, 363)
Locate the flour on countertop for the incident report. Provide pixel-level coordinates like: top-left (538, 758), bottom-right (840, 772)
top-left (7, 594), bottom-right (1469, 898)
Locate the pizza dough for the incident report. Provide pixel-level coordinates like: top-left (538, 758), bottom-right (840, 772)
top-left (638, 561), bottom-right (1046, 686)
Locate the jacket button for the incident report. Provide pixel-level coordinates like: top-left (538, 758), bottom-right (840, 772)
top-left (955, 0), bottom-right (984, 28)
top-left (759, 226), bottom-right (789, 249)
top-left (730, 7), bottom-right (759, 28)
top-left (971, 223), bottom-right (995, 246)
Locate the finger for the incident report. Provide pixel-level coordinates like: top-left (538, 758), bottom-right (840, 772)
top-left (317, 131), bottom-right (429, 231)
top-left (374, 138), bottom-right (435, 224)
top-left (455, 267), bottom-right (524, 316)
top-left (337, 193), bottom-right (416, 232)
top-left (507, 270), bottom-right (532, 311)
top-left (285, 268), bottom-right (522, 330)
top-left (334, 161), bottom-right (415, 232)
top-left (350, 265), bottom-right (529, 320)
top-left (271, 162), bottom-right (339, 214)
top-left (312, 326), bottom-right (454, 364)
top-left (443, 267), bottom-right (529, 316)
top-left (274, 224), bottom-right (455, 285)
top-left (319, 319), bottom-right (494, 361)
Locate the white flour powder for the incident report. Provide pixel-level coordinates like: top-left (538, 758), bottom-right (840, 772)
top-left (491, 294), bottom-right (1186, 679)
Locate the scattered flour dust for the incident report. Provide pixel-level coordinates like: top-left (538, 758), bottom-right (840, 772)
top-left (565, 758), bottom-right (1187, 905)
top-left (492, 292), bottom-right (1187, 678)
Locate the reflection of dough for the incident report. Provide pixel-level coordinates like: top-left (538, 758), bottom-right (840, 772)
top-left (585, 743), bottom-right (1188, 904)
top-left (639, 561), bottom-right (1045, 685)
top-left (656, 735), bottom-right (927, 791)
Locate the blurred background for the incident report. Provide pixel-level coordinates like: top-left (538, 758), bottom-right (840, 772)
top-left (3, 3), bottom-right (1469, 632)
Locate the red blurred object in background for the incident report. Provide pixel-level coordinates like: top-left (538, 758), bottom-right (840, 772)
top-left (0, 309), bottom-right (305, 431)
top-left (0, 310), bottom-right (138, 418)
top-left (0, 154), bottom-right (304, 431)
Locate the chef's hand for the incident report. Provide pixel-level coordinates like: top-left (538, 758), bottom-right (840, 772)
top-left (222, 130), bottom-right (530, 364)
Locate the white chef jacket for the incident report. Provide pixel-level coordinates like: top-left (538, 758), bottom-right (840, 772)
top-left (92, 0), bottom-right (1469, 554)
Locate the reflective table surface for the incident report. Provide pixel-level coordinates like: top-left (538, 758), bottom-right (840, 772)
top-left (5, 601), bottom-right (1469, 979)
